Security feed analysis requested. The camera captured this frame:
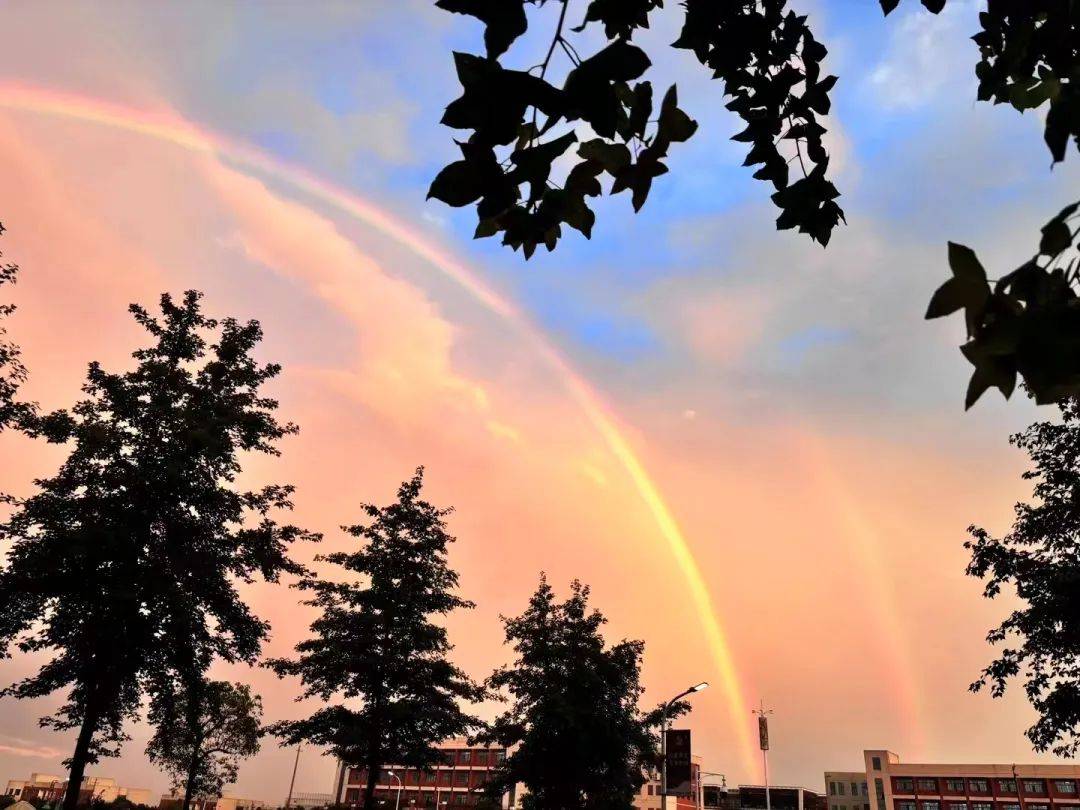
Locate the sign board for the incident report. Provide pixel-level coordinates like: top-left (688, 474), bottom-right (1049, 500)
top-left (665, 728), bottom-right (692, 797)
top-left (758, 715), bottom-right (770, 751)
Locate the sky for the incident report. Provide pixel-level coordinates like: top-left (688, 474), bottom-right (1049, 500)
top-left (0, 0), bottom-right (1077, 803)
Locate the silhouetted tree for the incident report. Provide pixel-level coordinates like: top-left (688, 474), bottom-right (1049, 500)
top-left (0, 290), bottom-right (316, 810)
top-left (267, 469), bottom-right (485, 809)
top-left (967, 397), bottom-right (1080, 755)
top-left (0, 224), bottom-right (30, 431)
top-left (432, 1), bottom-right (1080, 408)
top-left (479, 576), bottom-right (674, 810)
top-left (147, 680), bottom-right (263, 810)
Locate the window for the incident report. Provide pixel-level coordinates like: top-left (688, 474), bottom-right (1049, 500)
top-left (947, 782), bottom-right (966, 793)
top-left (897, 781), bottom-right (915, 794)
top-left (476, 751), bottom-right (488, 766)
top-left (855, 785), bottom-right (861, 797)
top-left (832, 784), bottom-right (839, 797)
top-left (1027, 804), bottom-right (1049, 810)
top-left (999, 803), bottom-right (1020, 810)
top-left (873, 758), bottom-right (883, 772)
top-left (998, 781), bottom-right (1017, 794)
top-left (423, 772), bottom-right (437, 785)
top-left (973, 803), bottom-right (993, 810)
top-left (897, 802), bottom-right (916, 810)
top-left (841, 785), bottom-right (847, 796)
top-left (495, 751), bottom-right (506, 764)
top-left (969, 781), bottom-right (990, 794)
top-left (455, 772), bottom-right (469, 786)
top-left (950, 803), bottom-right (968, 810)
top-left (918, 781), bottom-right (939, 793)
top-left (460, 751), bottom-right (472, 765)
top-left (922, 801), bottom-right (940, 810)
top-left (1023, 782), bottom-right (1046, 795)
top-left (1056, 782), bottom-right (1078, 795)
top-left (864, 784), bottom-right (870, 796)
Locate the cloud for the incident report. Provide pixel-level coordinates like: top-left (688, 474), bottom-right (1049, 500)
top-left (864, 0), bottom-right (980, 111)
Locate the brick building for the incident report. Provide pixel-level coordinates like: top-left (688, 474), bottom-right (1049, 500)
top-left (831, 750), bottom-right (1080, 810)
top-left (334, 740), bottom-right (509, 809)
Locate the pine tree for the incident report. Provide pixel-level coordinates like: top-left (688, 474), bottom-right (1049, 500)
top-left (268, 469), bottom-right (485, 809)
top-left (147, 680), bottom-right (263, 810)
top-left (480, 576), bottom-right (665, 810)
top-left (0, 290), bottom-right (316, 810)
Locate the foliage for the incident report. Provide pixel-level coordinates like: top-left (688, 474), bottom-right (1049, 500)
top-left (478, 576), bottom-right (677, 810)
top-left (147, 680), bottom-right (263, 809)
top-left (890, 1), bottom-right (1080, 407)
top-left (267, 468), bottom-right (485, 809)
top-left (429, 0), bottom-right (843, 257)
top-left (0, 290), bottom-right (315, 810)
top-left (966, 398), bottom-right (1080, 755)
top-left (0, 223), bottom-right (31, 431)
top-left (926, 208), bottom-right (1080, 408)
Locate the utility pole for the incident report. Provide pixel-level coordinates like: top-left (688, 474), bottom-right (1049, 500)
top-left (752, 700), bottom-right (774, 810)
top-left (286, 743), bottom-right (302, 809)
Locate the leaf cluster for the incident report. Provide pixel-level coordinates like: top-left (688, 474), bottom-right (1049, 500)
top-left (673, 0), bottom-right (843, 244)
top-left (431, 0), bottom-right (734, 257)
top-left (966, 398), bottom-right (1080, 755)
top-left (926, 204), bottom-right (1080, 407)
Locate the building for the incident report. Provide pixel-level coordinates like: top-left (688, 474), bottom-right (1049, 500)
top-left (285, 793), bottom-right (334, 809)
top-left (6, 774), bottom-right (152, 806)
top-left (333, 740), bottom-right (510, 809)
top-left (158, 795), bottom-right (265, 810)
top-left (636, 758), bottom-right (704, 810)
top-left (739, 785), bottom-right (826, 810)
top-left (826, 771), bottom-right (871, 810)
top-left (703, 785), bottom-right (741, 810)
top-left (837, 750), bottom-right (1080, 810)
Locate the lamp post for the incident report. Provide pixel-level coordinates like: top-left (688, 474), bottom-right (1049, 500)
top-left (385, 772), bottom-right (403, 810)
top-left (660, 682), bottom-right (709, 810)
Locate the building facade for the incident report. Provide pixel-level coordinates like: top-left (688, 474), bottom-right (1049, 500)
top-left (334, 740), bottom-right (509, 809)
top-left (6, 774), bottom-right (152, 806)
top-left (826, 771), bottom-right (871, 810)
top-left (158, 795), bottom-right (265, 810)
top-left (739, 786), bottom-right (825, 810)
top-left (847, 750), bottom-right (1080, 810)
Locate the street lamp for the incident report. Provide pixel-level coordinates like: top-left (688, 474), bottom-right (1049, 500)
top-left (385, 772), bottom-right (403, 810)
top-left (660, 682), bottom-right (708, 810)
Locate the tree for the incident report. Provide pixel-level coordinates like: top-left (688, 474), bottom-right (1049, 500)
top-left (267, 468), bottom-right (485, 809)
top-left (478, 576), bottom-right (679, 810)
top-left (147, 680), bottom-right (263, 810)
top-left (966, 397), bottom-right (1080, 756)
top-left (431, 1), bottom-right (1080, 408)
top-left (0, 223), bottom-right (31, 431)
top-left (0, 290), bottom-right (316, 810)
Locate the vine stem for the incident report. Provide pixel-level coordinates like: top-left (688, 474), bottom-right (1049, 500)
top-left (529, 0), bottom-right (572, 148)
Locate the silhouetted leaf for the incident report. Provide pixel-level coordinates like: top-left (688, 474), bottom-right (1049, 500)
top-left (435, 0), bottom-right (527, 59)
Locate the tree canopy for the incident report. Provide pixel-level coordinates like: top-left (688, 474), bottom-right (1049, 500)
top-left (0, 290), bottom-right (315, 810)
top-left (478, 576), bottom-right (670, 810)
top-left (967, 397), bottom-right (1080, 756)
top-left (267, 468), bottom-right (485, 809)
top-left (147, 680), bottom-right (263, 810)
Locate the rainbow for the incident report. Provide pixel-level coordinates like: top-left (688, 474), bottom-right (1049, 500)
top-left (0, 83), bottom-right (761, 777)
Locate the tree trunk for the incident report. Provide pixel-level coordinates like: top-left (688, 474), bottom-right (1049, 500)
top-left (62, 702), bottom-right (100, 810)
top-left (182, 746), bottom-right (202, 810)
top-left (362, 757), bottom-right (380, 810)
